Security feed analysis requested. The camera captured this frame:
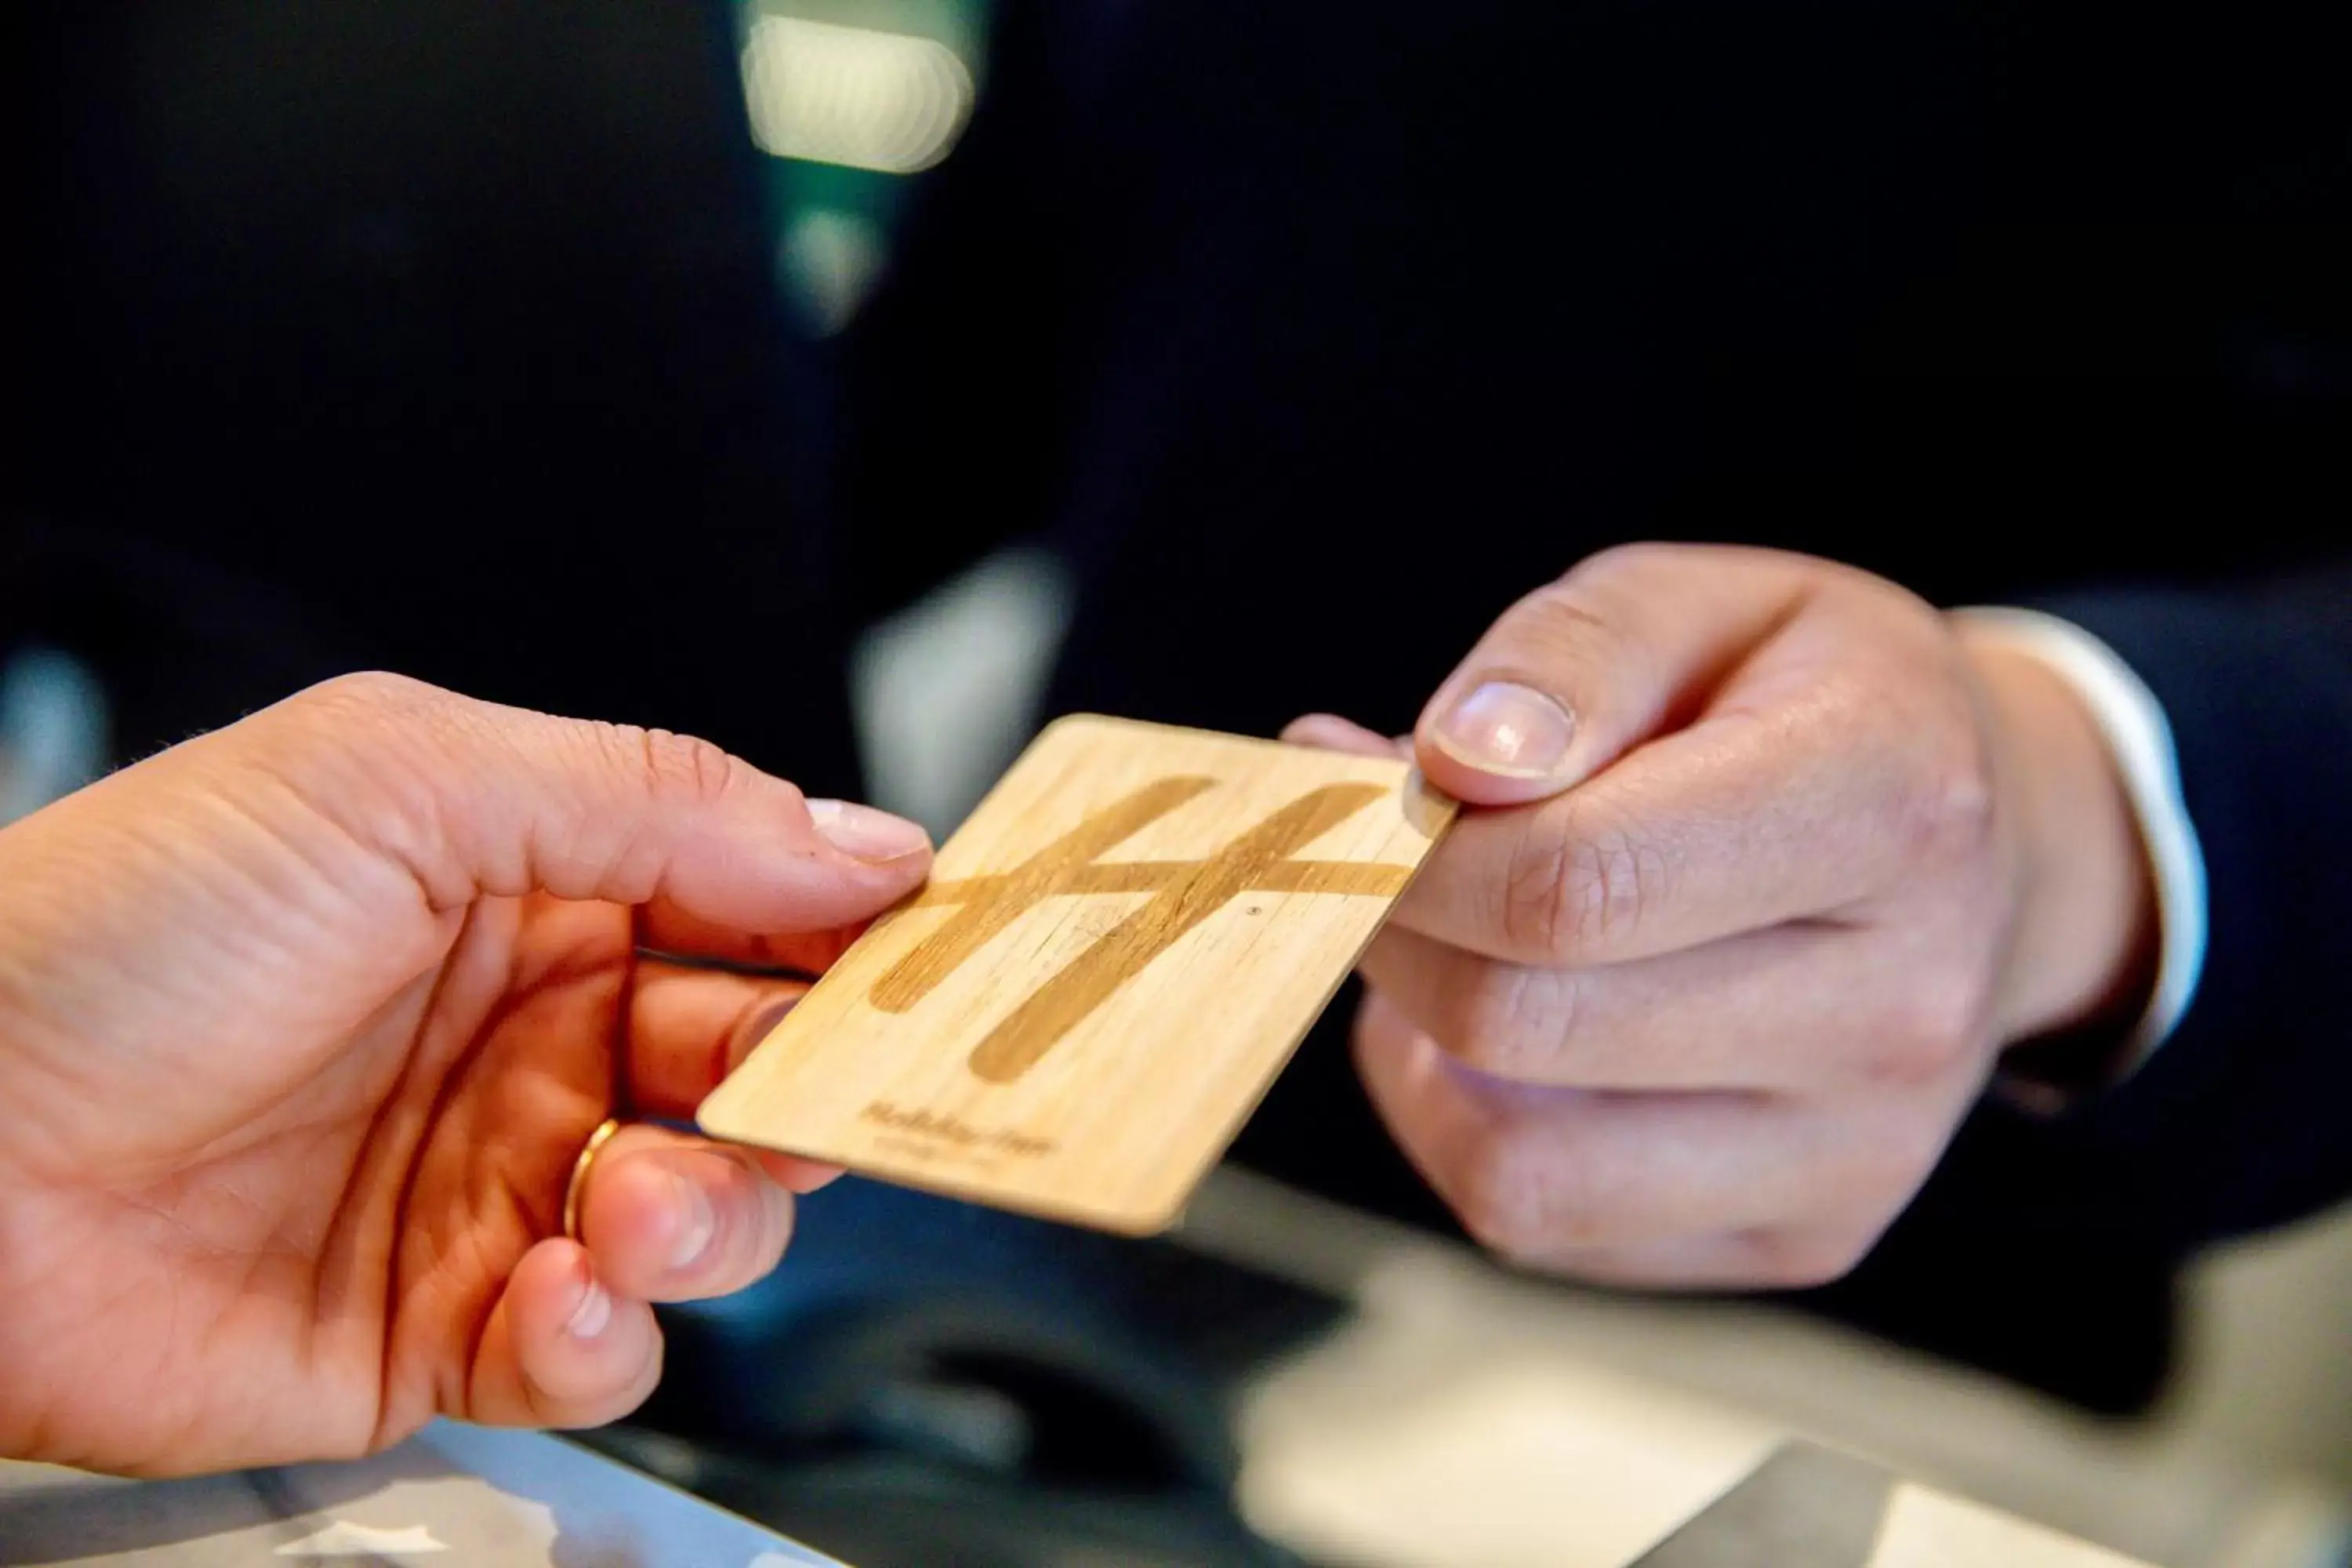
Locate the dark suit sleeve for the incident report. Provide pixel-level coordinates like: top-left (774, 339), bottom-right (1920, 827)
top-left (2008, 573), bottom-right (2352, 1247)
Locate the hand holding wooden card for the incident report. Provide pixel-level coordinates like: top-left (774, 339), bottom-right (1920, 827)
top-left (699, 716), bottom-right (1455, 1233)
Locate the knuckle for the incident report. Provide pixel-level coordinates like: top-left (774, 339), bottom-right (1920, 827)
top-left (1929, 762), bottom-right (1997, 862)
top-left (1875, 975), bottom-right (1986, 1083)
top-left (1573, 540), bottom-right (1682, 594)
top-left (1519, 578), bottom-right (1624, 648)
top-left (1450, 965), bottom-right (1575, 1079)
top-left (1452, 1134), bottom-right (1552, 1258)
top-left (1505, 568), bottom-right (1648, 678)
top-left (1454, 1134), bottom-right (1602, 1259)
top-left (1500, 827), bottom-right (1577, 959)
top-left (1504, 809), bottom-right (1666, 962)
top-left (1820, 653), bottom-right (1995, 883)
top-left (619, 725), bottom-right (742, 807)
top-left (1896, 718), bottom-right (1998, 869)
top-left (259, 673), bottom-right (457, 825)
top-left (1584, 540), bottom-right (1674, 574)
top-left (293, 670), bottom-right (445, 724)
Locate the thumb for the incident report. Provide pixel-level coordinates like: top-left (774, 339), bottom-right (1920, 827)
top-left (262, 673), bottom-right (931, 932)
top-left (1414, 544), bottom-right (1815, 807)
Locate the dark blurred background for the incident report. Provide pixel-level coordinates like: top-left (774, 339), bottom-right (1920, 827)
top-left (11, 3), bottom-right (2352, 1564)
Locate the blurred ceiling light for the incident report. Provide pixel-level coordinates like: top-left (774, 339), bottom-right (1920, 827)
top-left (741, 15), bottom-right (974, 174)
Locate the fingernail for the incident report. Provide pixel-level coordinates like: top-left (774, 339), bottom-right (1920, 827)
top-left (1284, 713), bottom-right (1405, 758)
top-left (667, 1172), bottom-right (717, 1272)
top-left (806, 799), bottom-right (931, 864)
top-left (730, 995), bottom-right (803, 1073)
top-left (565, 1266), bottom-right (613, 1340)
top-left (1432, 681), bottom-right (1577, 778)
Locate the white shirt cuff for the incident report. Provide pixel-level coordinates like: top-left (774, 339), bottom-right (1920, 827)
top-left (1953, 607), bottom-right (2209, 1078)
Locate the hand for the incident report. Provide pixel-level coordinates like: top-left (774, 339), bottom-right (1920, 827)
top-left (0, 673), bottom-right (932, 1475)
top-left (1287, 545), bottom-right (2156, 1289)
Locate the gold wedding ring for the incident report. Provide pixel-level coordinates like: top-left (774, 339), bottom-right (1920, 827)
top-left (562, 1116), bottom-right (625, 1242)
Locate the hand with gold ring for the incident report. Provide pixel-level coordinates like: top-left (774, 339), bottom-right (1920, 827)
top-left (0, 674), bottom-right (933, 1476)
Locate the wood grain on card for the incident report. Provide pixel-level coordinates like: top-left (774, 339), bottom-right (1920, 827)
top-left (698, 715), bottom-right (1456, 1233)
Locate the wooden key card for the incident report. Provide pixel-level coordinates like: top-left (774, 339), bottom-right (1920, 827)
top-left (698, 715), bottom-right (1456, 1234)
